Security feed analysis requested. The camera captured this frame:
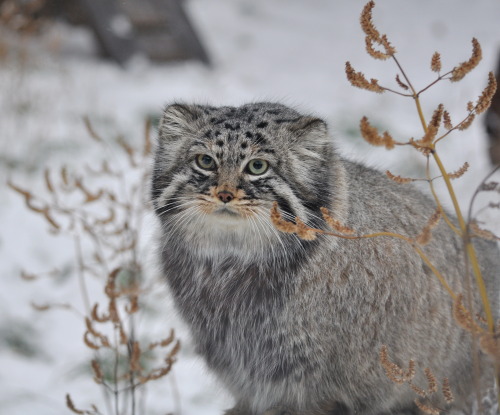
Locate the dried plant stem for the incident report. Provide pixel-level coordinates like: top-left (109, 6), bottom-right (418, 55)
top-left (308, 226), bottom-right (455, 299)
top-left (113, 329), bottom-right (120, 415)
top-left (75, 235), bottom-right (92, 314)
top-left (425, 157), bottom-right (461, 236)
top-left (433, 151), bottom-right (495, 332)
top-left (406, 79), bottom-right (495, 334)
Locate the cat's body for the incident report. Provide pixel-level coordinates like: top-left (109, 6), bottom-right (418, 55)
top-left (151, 102), bottom-right (499, 415)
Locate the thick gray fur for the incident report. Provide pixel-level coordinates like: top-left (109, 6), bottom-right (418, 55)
top-left (151, 102), bottom-right (500, 415)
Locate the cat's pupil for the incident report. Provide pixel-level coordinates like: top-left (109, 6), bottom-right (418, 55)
top-left (197, 154), bottom-right (215, 170)
top-left (247, 159), bottom-right (268, 175)
top-left (253, 160), bottom-right (263, 169)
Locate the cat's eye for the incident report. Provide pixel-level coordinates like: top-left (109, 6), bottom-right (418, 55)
top-left (246, 159), bottom-right (268, 175)
top-left (196, 154), bottom-right (216, 170)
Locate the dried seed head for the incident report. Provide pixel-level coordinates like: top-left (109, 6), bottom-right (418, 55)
top-left (125, 295), bottom-right (139, 314)
top-left (453, 294), bottom-right (483, 333)
top-left (149, 329), bottom-right (176, 350)
top-left (365, 36), bottom-right (391, 60)
top-left (91, 303), bottom-right (110, 323)
top-left (130, 341), bottom-right (143, 372)
top-left (44, 168), bottom-right (54, 193)
top-left (83, 331), bottom-right (100, 350)
top-left (479, 332), bottom-right (500, 362)
top-left (320, 207), bottom-right (355, 234)
top-left (295, 217), bottom-right (317, 241)
top-left (379, 345), bottom-right (415, 384)
top-left (345, 61), bottom-right (385, 93)
top-left (430, 52), bottom-right (442, 73)
top-left (416, 208), bottom-right (442, 245)
top-left (457, 113), bottom-right (475, 131)
top-left (424, 368), bottom-right (438, 394)
top-left (83, 116), bottom-right (103, 142)
top-left (360, 1), bottom-right (381, 42)
top-left (91, 359), bottom-right (104, 384)
top-left (66, 394), bottom-right (85, 415)
top-left (420, 104), bottom-right (444, 146)
top-left (380, 345), bottom-right (405, 385)
top-left (479, 181), bottom-right (499, 192)
top-left (450, 38), bottom-right (482, 82)
top-left (360, 116), bottom-right (395, 149)
top-left (386, 170), bottom-right (414, 184)
top-left (21, 270), bottom-right (38, 281)
top-left (469, 222), bottom-right (499, 241)
top-left (442, 378), bottom-right (454, 404)
top-left (395, 74), bottom-right (409, 90)
top-left (270, 202), bottom-right (318, 240)
top-left (443, 110), bottom-right (453, 130)
top-left (380, 34), bottom-right (396, 56)
top-left (410, 383), bottom-right (428, 398)
top-left (270, 202), bottom-right (297, 234)
top-left (414, 399), bottom-right (441, 415)
top-left (448, 162), bottom-right (469, 180)
top-left (475, 71), bottom-right (497, 114)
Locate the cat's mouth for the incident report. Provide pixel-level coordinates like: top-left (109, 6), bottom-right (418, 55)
top-left (213, 206), bottom-right (240, 217)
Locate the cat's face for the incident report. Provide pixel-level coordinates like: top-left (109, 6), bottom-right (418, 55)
top-left (151, 103), bottom-right (333, 246)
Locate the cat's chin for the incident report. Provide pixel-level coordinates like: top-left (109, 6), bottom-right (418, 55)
top-left (212, 206), bottom-right (241, 217)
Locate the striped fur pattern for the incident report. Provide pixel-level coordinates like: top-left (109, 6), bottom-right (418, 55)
top-left (151, 102), bottom-right (500, 415)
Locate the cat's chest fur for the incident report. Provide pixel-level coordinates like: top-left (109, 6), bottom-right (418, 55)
top-left (160, 228), bottom-right (315, 382)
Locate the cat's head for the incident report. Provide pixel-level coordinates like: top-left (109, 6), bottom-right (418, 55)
top-left (151, 102), bottom-right (337, 247)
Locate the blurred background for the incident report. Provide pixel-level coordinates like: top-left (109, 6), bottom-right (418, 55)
top-left (1, 0), bottom-right (500, 414)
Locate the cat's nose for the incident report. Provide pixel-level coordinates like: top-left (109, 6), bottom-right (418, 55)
top-left (217, 191), bottom-right (234, 203)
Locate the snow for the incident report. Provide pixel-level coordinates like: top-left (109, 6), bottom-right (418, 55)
top-left (1, 0), bottom-right (499, 414)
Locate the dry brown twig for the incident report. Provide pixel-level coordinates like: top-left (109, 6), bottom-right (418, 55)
top-left (10, 117), bottom-right (179, 415)
top-left (380, 346), bottom-right (455, 414)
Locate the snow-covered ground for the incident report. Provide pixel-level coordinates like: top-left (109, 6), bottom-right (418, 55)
top-left (1, 1), bottom-right (499, 414)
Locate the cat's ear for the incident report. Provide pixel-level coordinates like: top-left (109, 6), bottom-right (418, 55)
top-left (288, 116), bottom-right (330, 159)
top-left (289, 117), bottom-right (328, 138)
top-left (158, 103), bottom-right (204, 142)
